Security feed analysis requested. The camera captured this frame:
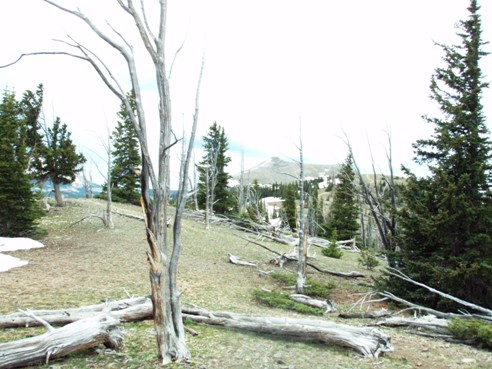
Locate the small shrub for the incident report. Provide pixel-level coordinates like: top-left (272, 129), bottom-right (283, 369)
top-left (321, 229), bottom-right (343, 259)
top-left (270, 272), bottom-right (335, 299)
top-left (252, 289), bottom-right (324, 315)
top-left (448, 318), bottom-right (492, 349)
top-left (270, 272), bottom-right (296, 285)
top-left (358, 244), bottom-right (380, 270)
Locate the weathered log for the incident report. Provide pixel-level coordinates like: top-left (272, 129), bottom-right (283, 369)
top-left (69, 214), bottom-right (106, 228)
top-left (374, 315), bottom-right (450, 335)
top-left (0, 298), bottom-right (392, 358)
top-left (228, 254), bottom-right (257, 267)
top-left (338, 310), bottom-right (390, 319)
top-left (182, 308), bottom-right (392, 358)
top-left (0, 313), bottom-right (122, 369)
top-left (306, 262), bottom-right (365, 278)
top-left (0, 296), bottom-right (149, 329)
top-left (112, 210), bottom-right (172, 226)
top-left (290, 294), bottom-right (336, 313)
top-left (241, 236), bottom-right (365, 278)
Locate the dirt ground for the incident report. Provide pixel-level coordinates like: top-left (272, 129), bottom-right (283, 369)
top-left (0, 199), bottom-right (491, 368)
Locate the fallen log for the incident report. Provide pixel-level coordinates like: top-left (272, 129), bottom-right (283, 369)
top-left (0, 296), bottom-right (149, 329)
top-left (0, 297), bottom-right (392, 358)
top-left (374, 315), bottom-right (450, 335)
top-left (112, 210), bottom-right (172, 226)
top-left (306, 262), bottom-right (365, 278)
top-left (182, 308), bottom-right (392, 358)
top-left (338, 310), bottom-right (390, 319)
top-left (228, 254), bottom-right (257, 267)
top-left (241, 236), bottom-right (365, 278)
top-left (290, 294), bottom-right (336, 313)
top-left (0, 313), bottom-right (122, 369)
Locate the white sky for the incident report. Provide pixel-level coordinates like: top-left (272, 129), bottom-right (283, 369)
top-left (1, 0), bottom-right (491, 186)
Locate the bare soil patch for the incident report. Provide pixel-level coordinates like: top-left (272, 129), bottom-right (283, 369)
top-left (1, 199), bottom-right (491, 368)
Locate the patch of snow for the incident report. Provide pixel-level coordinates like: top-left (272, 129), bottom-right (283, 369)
top-left (0, 253), bottom-right (28, 272)
top-left (0, 237), bottom-right (45, 272)
top-left (0, 237), bottom-right (45, 252)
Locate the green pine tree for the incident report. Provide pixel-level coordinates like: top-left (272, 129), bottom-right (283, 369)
top-left (0, 89), bottom-right (42, 236)
top-left (282, 183), bottom-right (297, 232)
top-left (19, 84), bottom-right (44, 177)
top-left (107, 91), bottom-right (141, 205)
top-left (325, 154), bottom-right (359, 241)
top-left (388, 0), bottom-right (492, 309)
top-left (322, 229), bottom-right (343, 259)
top-left (40, 118), bottom-right (86, 207)
top-left (197, 122), bottom-right (233, 214)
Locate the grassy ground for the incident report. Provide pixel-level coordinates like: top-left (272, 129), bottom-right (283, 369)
top-left (0, 199), bottom-right (491, 368)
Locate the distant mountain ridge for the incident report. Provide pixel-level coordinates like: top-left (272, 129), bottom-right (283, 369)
top-left (37, 177), bottom-right (103, 199)
top-left (234, 157), bottom-right (340, 185)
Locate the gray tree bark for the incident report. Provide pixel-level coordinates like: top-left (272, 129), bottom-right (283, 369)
top-left (38, 0), bottom-right (201, 363)
top-left (0, 298), bottom-right (393, 359)
top-left (52, 181), bottom-right (65, 207)
top-left (0, 313), bottom-right (122, 369)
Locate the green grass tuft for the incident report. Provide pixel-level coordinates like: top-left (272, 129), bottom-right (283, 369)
top-left (270, 272), bottom-right (335, 299)
top-left (448, 318), bottom-right (492, 349)
top-left (252, 290), bottom-right (324, 315)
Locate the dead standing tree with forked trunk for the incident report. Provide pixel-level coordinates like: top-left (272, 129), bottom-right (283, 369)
top-left (343, 132), bottom-right (398, 266)
top-left (0, 0), bottom-right (203, 364)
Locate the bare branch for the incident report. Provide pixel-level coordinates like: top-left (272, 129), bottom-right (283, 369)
top-left (385, 267), bottom-right (492, 317)
top-left (169, 24), bottom-right (190, 79)
top-left (19, 310), bottom-right (54, 332)
top-left (105, 20), bottom-right (132, 49)
top-left (0, 52), bottom-right (86, 69)
top-left (117, 0), bottom-right (158, 63)
top-left (139, 0), bottom-right (157, 42)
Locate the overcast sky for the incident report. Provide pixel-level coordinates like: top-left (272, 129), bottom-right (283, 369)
top-left (1, 0), bottom-right (491, 186)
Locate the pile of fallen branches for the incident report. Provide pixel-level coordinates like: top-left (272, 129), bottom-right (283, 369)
top-left (0, 296), bottom-right (393, 367)
top-left (236, 235), bottom-right (366, 278)
top-left (183, 210), bottom-right (359, 253)
top-left (342, 267), bottom-right (492, 344)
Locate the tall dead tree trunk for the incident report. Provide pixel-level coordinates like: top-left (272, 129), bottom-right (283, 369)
top-left (102, 129), bottom-right (114, 229)
top-left (28, 0), bottom-right (203, 363)
top-left (237, 150), bottom-right (246, 215)
top-left (82, 166), bottom-right (91, 199)
top-left (296, 122), bottom-right (306, 293)
top-left (344, 132), bottom-right (398, 266)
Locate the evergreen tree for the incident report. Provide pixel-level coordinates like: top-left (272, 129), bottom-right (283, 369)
top-left (305, 181), bottom-right (323, 237)
top-left (282, 183), bottom-right (297, 231)
top-left (325, 154), bottom-right (359, 241)
top-left (40, 118), bottom-right (86, 206)
top-left (197, 122), bottom-right (233, 214)
top-left (19, 84), bottom-right (44, 177)
top-left (104, 91), bottom-right (141, 205)
top-left (389, 0), bottom-right (492, 309)
top-left (0, 89), bottom-right (41, 236)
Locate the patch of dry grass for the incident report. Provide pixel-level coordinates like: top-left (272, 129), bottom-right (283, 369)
top-left (0, 199), bottom-right (491, 369)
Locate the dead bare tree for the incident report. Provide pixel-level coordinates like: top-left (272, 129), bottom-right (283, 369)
top-left (100, 129), bottom-right (114, 229)
top-left (189, 153), bottom-right (199, 211)
top-left (0, 0), bottom-right (203, 363)
top-left (236, 150), bottom-right (247, 215)
top-left (344, 132), bottom-right (398, 266)
top-left (202, 141), bottom-right (220, 230)
top-left (296, 122), bottom-right (307, 294)
top-left (82, 166), bottom-right (93, 199)
top-left (88, 124), bottom-right (115, 229)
